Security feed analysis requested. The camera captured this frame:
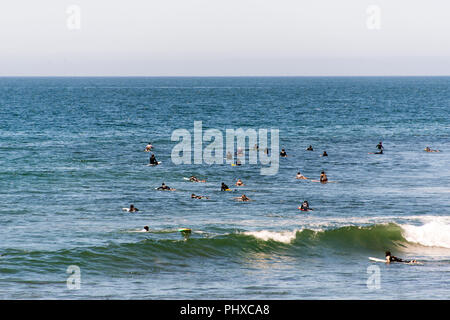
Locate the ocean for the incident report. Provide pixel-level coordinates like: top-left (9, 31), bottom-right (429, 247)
top-left (0, 76), bottom-right (449, 299)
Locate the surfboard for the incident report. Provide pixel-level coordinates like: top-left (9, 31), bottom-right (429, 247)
top-left (369, 257), bottom-right (386, 263)
top-left (178, 228), bottom-right (192, 234)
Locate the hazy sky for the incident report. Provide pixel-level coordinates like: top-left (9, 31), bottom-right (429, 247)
top-left (0, 0), bottom-right (449, 76)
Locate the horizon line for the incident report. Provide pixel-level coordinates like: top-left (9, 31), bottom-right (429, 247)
top-left (0, 75), bottom-right (449, 78)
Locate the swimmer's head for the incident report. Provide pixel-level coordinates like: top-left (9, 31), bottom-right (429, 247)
top-left (385, 251), bottom-right (391, 257)
top-left (144, 226), bottom-right (149, 231)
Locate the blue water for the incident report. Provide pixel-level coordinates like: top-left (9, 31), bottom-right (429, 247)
top-left (0, 77), bottom-right (449, 299)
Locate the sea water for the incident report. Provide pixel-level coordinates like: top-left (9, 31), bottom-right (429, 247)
top-left (0, 77), bottom-right (449, 299)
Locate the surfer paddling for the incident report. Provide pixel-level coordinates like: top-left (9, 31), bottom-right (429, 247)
top-left (385, 251), bottom-right (417, 264)
top-left (234, 194), bottom-right (251, 202)
top-left (296, 171), bottom-right (308, 180)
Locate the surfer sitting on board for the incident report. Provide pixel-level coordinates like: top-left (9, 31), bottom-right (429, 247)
top-left (221, 182), bottom-right (230, 191)
top-left (320, 171), bottom-right (328, 183)
top-left (376, 141), bottom-right (384, 151)
top-left (236, 179), bottom-right (244, 186)
top-left (321, 151), bottom-right (328, 157)
top-left (369, 142), bottom-right (384, 154)
top-left (385, 251), bottom-right (417, 264)
top-left (298, 201), bottom-right (312, 211)
top-left (157, 182), bottom-right (175, 191)
top-left (149, 154), bottom-right (159, 165)
top-left (145, 142), bottom-right (153, 152)
top-left (306, 145), bottom-right (313, 151)
top-left (280, 149), bottom-right (288, 157)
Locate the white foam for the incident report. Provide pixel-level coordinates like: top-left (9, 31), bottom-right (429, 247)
top-left (243, 230), bottom-right (300, 244)
top-left (401, 220), bottom-right (450, 249)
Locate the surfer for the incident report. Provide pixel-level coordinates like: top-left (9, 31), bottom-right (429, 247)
top-left (143, 226), bottom-right (149, 232)
top-left (191, 193), bottom-right (208, 199)
top-left (296, 171), bottom-right (308, 180)
top-left (385, 251), bottom-right (417, 264)
top-left (149, 153), bottom-right (159, 165)
top-left (157, 182), bottom-right (175, 191)
top-left (299, 201), bottom-right (312, 211)
top-left (124, 204), bottom-right (139, 212)
top-left (236, 179), bottom-right (244, 186)
top-left (425, 147), bottom-right (440, 152)
top-left (320, 171), bottom-right (328, 183)
top-left (189, 176), bottom-right (206, 183)
top-left (221, 182), bottom-right (230, 191)
top-left (145, 142), bottom-right (153, 152)
top-left (376, 142), bottom-right (384, 151)
top-left (280, 149), bottom-right (288, 157)
top-left (235, 194), bottom-right (250, 202)
top-left (306, 145), bottom-right (313, 151)
top-left (321, 151), bottom-right (328, 157)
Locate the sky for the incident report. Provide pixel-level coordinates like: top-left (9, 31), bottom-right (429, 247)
top-left (0, 0), bottom-right (449, 76)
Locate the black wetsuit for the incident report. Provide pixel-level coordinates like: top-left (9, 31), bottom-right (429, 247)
top-left (387, 255), bottom-right (412, 263)
top-left (280, 151), bottom-right (287, 157)
top-left (150, 155), bottom-right (158, 165)
top-left (221, 183), bottom-right (229, 191)
top-left (157, 185), bottom-right (170, 190)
